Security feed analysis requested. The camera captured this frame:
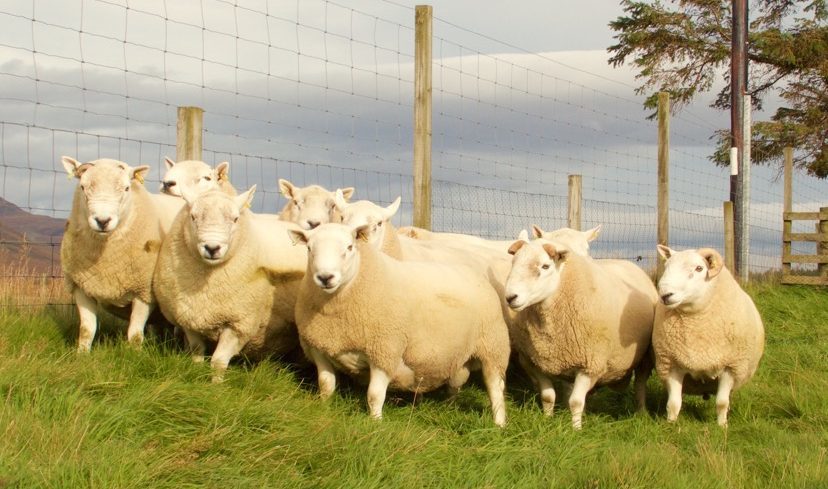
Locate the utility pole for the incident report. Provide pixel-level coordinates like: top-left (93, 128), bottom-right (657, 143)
top-left (730, 0), bottom-right (748, 277)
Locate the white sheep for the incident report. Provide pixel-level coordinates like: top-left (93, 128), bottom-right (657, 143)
top-left (278, 178), bottom-right (354, 230)
top-left (60, 157), bottom-right (183, 351)
top-left (504, 234), bottom-right (656, 429)
top-left (654, 245), bottom-right (764, 426)
top-left (290, 223), bottom-right (511, 426)
top-left (160, 157), bottom-right (235, 197)
top-left (153, 186), bottom-right (307, 382)
top-left (397, 225), bottom-right (523, 254)
top-left (531, 224), bottom-right (602, 257)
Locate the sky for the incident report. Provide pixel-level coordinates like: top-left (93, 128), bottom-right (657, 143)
top-left (0, 0), bottom-right (825, 271)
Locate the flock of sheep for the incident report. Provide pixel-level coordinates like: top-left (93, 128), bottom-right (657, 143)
top-left (59, 156), bottom-right (766, 429)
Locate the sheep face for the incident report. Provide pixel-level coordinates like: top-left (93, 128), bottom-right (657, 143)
top-left (183, 186), bottom-right (255, 265)
top-left (161, 158), bottom-right (226, 197)
top-left (289, 223), bottom-right (362, 294)
top-left (504, 239), bottom-right (569, 311)
top-left (279, 179), bottom-right (354, 230)
top-left (656, 245), bottom-right (723, 309)
top-left (334, 192), bottom-right (401, 249)
top-left (536, 225), bottom-right (601, 257)
top-left (62, 157), bottom-right (149, 235)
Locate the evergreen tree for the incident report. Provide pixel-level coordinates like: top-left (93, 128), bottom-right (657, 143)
top-left (608, 0), bottom-right (828, 177)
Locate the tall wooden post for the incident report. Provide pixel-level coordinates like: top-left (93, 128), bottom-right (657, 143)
top-left (176, 106), bottom-right (204, 161)
top-left (819, 207), bottom-right (828, 280)
top-left (567, 175), bottom-right (582, 230)
top-left (782, 147), bottom-right (793, 277)
top-left (657, 92), bottom-right (670, 278)
top-left (413, 5), bottom-right (433, 230)
top-left (724, 201), bottom-right (735, 272)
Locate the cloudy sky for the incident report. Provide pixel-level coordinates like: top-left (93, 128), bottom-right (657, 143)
top-left (0, 0), bottom-right (824, 270)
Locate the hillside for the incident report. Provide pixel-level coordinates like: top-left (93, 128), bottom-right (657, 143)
top-left (0, 197), bottom-right (65, 275)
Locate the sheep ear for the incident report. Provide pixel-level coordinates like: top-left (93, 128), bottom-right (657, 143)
top-left (62, 156), bottom-right (87, 178)
top-left (215, 161), bottom-right (230, 181)
top-left (517, 229), bottom-right (529, 242)
top-left (278, 178), bottom-right (295, 199)
top-left (531, 224), bottom-right (544, 239)
top-left (235, 185), bottom-right (256, 211)
top-left (164, 157), bottom-right (176, 170)
top-left (354, 224), bottom-right (373, 242)
top-left (131, 165), bottom-right (150, 183)
top-left (657, 244), bottom-right (674, 260)
top-left (333, 188), bottom-right (349, 211)
top-left (585, 225), bottom-right (601, 242)
top-left (382, 196), bottom-right (401, 221)
top-left (340, 187), bottom-right (355, 201)
top-left (699, 248), bottom-right (723, 278)
top-left (507, 240), bottom-right (525, 255)
top-left (287, 228), bottom-right (308, 246)
top-left (543, 243), bottom-right (568, 262)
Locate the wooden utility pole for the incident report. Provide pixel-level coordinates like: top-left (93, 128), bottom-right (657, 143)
top-left (730, 0), bottom-right (748, 277)
top-left (176, 106), bottom-right (204, 161)
top-left (413, 5), bottom-right (433, 230)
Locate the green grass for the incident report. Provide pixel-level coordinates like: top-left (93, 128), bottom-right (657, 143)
top-left (1, 283), bottom-right (826, 488)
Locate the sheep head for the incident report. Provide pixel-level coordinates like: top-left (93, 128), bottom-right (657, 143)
top-left (161, 158), bottom-right (225, 197)
top-left (656, 245), bottom-right (724, 310)
top-left (182, 185), bottom-right (255, 265)
top-left (504, 236), bottom-right (569, 311)
top-left (289, 223), bottom-right (363, 294)
top-left (334, 193), bottom-right (401, 250)
top-left (63, 156), bottom-right (149, 235)
top-left (278, 179), bottom-right (354, 230)
top-left (533, 224), bottom-right (601, 257)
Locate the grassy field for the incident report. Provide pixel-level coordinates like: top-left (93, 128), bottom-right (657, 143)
top-left (0, 282), bottom-right (826, 488)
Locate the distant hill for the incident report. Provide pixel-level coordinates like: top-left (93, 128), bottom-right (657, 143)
top-left (0, 197), bottom-right (66, 275)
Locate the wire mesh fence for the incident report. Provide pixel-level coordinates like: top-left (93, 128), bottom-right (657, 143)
top-left (2, 0), bottom-right (827, 307)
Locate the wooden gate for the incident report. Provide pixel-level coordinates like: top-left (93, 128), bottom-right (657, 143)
top-left (782, 207), bottom-right (828, 285)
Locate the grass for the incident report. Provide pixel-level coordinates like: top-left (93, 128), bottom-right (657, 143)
top-left (0, 281), bottom-right (826, 488)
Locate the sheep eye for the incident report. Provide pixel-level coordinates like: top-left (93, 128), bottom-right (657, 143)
top-left (695, 266), bottom-right (704, 273)
top-left (377, 221), bottom-right (383, 227)
top-left (541, 264), bottom-right (550, 270)
top-left (347, 244), bottom-right (353, 252)
top-left (340, 216), bottom-right (345, 223)
top-left (190, 214), bottom-right (196, 222)
top-left (233, 216), bottom-right (239, 223)
top-left (80, 185), bottom-right (85, 191)
top-left (124, 186), bottom-right (130, 192)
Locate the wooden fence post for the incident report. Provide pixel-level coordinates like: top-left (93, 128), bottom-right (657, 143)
top-left (567, 174), bottom-right (582, 231)
top-left (724, 201), bottom-right (735, 272)
top-left (657, 92), bottom-right (670, 278)
top-left (413, 5), bottom-right (433, 230)
top-left (176, 106), bottom-right (204, 161)
top-left (782, 147), bottom-right (793, 278)
top-left (820, 207), bottom-right (828, 280)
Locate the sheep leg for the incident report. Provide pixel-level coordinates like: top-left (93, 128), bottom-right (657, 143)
top-left (183, 329), bottom-right (207, 363)
top-left (633, 355), bottom-right (653, 412)
top-left (126, 298), bottom-right (152, 347)
top-left (665, 369), bottom-right (685, 422)
top-left (481, 363), bottom-right (507, 428)
top-left (447, 365), bottom-right (471, 396)
top-left (308, 348), bottom-right (337, 399)
top-left (715, 370), bottom-right (735, 427)
top-left (569, 372), bottom-right (596, 430)
top-left (366, 366), bottom-right (391, 420)
top-left (518, 355), bottom-right (556, 416)
top-left (74, 288), bottom-right (98, 353)
top-left (210, 328), bottom-right (244, 383)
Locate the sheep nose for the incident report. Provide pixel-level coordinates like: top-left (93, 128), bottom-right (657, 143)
top-left (203, 244), bottom-right (222, 258)
top-left (307, 220), bottom-right (321, 229)
top-left (94, 217), bottom-right (112, 230)
top-left (316, 273), bottom-right (334, 287)
top-left (505, 293), bottom-right (518, 305)
top-left (162, 180), bottom-right (176, 189)
top-left (660, 293), bottom-right (673, 304)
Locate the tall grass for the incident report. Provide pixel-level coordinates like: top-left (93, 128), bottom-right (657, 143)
top-left (1, 272), bottom-right (826, 487)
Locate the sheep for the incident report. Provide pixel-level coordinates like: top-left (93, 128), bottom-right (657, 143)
top-left (160, 157), bottom-right (236, 197)
top-left (277, 178), bottom-right (354, 230)
top-left (153, 186), bottom-right (307, 382)
top-left (503, 234), bottom-right (656, 429)
top-left (531, 224), bottom-right (602, 257)
top-left (289, 222), bottom-right (511, 426)
top-left (60, 156), bottom-right (183, 352)
top-left (397, 225), bottom-right (523, 254)
top-left (654, 245), bottom-right (764, 426)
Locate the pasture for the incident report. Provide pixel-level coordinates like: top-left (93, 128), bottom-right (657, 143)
top-left (0, 282), bottom-right (825, 488)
